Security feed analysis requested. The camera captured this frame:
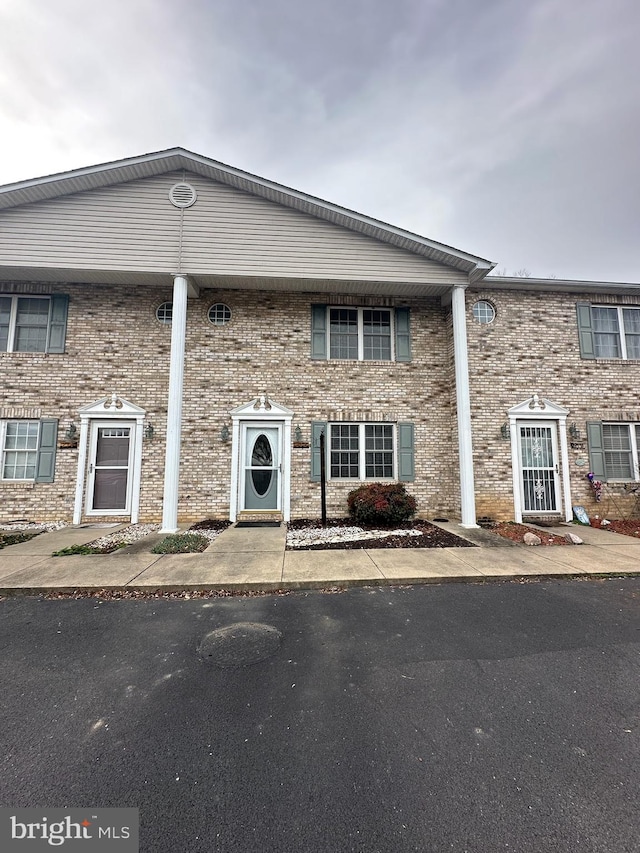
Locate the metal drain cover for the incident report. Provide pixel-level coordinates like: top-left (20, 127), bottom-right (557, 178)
top-left (198, 622), bottom-right (282, 667)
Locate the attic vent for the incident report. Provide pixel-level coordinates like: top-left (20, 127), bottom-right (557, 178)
top-left (169, 182), bottom-right (197, 208)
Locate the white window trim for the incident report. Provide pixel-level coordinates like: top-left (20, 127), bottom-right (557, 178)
top-left (0, 419), bottom-right (40, 481)
top-left (327, 307), bottom-right (396, 362)
top-left (328, 422), bottom-right (396, 481)
top-left (593, 305), bottom-right (640, 360)
top-left (602, 422), bottom-right (640, 481)
top-left (0, 294), bottom-right (51, 353)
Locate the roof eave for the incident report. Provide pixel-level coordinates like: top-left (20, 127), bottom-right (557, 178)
top-left (0, 148), bottom-right (495, 277)
top-left (482, 276), bottom-right (640, 293)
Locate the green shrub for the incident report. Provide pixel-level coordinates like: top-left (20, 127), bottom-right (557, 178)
top-left (347, 483), bottom-right (417, 526)
top-left (151, 533), bottom-right (210, 554)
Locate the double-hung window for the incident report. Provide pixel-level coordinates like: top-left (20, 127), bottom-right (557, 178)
top-left (1, 421), bottom-right (40, 480)
top-left (577, 303), bottom-right (640, 360)
top-left (311, 305), bottom-right (411, 362)
top-left (0, 294), bottom-right (68, 353)
top-left (588, 421), bottom-right (640, 481)
top-left (0, 419), bottom-right (59, 482)
top-left (329, 423), bottom-right (395, 479)
top-left (328, 308), bottom-right (392, 360)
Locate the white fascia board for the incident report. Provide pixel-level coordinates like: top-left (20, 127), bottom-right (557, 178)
top-left (482, 276), bottom-right (640, 293)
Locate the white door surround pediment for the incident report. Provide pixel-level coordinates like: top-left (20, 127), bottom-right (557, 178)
top-left (507, 394), bottom-right (569, 420)
top-left (231, 395), bottom-right (294, 421)
top-left (78, 394), bottom-right (146, 419)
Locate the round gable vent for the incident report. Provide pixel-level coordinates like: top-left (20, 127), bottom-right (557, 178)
top-left (169, 182), bottom-right (197, 208)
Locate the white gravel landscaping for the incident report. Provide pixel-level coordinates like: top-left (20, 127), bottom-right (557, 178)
top-left (287, 525), bottom-right (423, 548)
top-left (86, 523), bottom-right (161, 550)
top-left (0, 520), bottom-right (67, 532)
top-left (87, 523), bottom-right (227, 550)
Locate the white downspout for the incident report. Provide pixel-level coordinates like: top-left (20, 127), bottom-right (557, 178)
top-left (451, 284), bottom-right (478, 528)
top-left (160, 275), bottom-right (188, 532)
top-left (72, 417), bottom-right (90, 525)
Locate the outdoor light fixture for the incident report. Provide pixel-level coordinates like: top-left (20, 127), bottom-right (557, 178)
top-left (294, 424), bottom-right (303, 442)
top-left (144, 423), bottom-right (155, 441)
top-left (500, 422), bottom-right (511, 440)
top-left (569, 422), bottom-right (581, 440)
top-left (64, 422), bottom-right (78, 441)
top-left (220, 424), bottom-right (230, 442)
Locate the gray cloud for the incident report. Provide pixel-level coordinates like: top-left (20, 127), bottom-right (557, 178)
top-left (0, 0), bottom-right (638, 280)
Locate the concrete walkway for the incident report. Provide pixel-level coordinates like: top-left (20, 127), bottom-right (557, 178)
top-left (0, 521), bottom-right (639, 594)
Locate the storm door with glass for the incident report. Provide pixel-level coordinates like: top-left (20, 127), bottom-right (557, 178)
top-left (242, 426), bottom-right (281, 511)
top-left (86, 422), bottom-right (134, 514)
top-left (518, 422), bottom-right (561, 514)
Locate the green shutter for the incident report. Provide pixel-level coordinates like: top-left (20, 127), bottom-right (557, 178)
top-left (311, 421), bottom-right (327, 481)
top-left (586, 421), bottom-right (607, 480)
top-left (395, 307), bottom-right (411, 362)
top-left (46, 294), bottom-right (69, 354)
top-left (35, 419), bottom-right (58, 483)
top-left (311, 305), bottom-right (327, 359)
top-left (397, 422), bottom-right (415, 482)
top-left (576, 302), bottom-right (595, 359)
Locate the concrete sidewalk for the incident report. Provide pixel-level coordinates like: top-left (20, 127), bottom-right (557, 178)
top-left (0, 521), bottom-right (639, 594)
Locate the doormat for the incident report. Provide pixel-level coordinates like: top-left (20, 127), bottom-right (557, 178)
top-left (235, 522), bottom-right (282, 528)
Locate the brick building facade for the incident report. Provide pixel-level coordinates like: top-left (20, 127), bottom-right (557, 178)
top-left (1, 150), bottom-right (638, 527)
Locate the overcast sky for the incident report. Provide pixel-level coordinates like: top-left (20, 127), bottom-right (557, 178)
top-left (0, 0), bottom-right (638, 281)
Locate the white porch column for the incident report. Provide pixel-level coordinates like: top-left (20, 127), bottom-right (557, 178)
top-left (161, 275), bottom-right (189, 532)
top-left (451, 284), bottom-right (478, 527)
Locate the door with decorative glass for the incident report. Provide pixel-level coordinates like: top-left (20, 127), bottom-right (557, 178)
top-left (86, 422), bottom-right (134, 515)
top-left (518, 422), bottom-right (561, 514)
top-left (242, 426), bottom-right (281, 511)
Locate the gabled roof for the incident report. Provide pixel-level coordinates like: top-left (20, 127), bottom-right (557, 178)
top-left (0, 148), bottom-right (495, 283)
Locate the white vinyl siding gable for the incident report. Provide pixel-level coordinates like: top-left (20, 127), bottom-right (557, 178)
top-left (0, 172), bottom-right (467, 284)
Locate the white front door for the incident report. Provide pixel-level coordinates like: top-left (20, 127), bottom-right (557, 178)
top-left (517, 421), bottom-right (561, 514)
top-left (86, 421), bottom-right (134, 516)
top-left (240, 424), bottom-right (282, 512)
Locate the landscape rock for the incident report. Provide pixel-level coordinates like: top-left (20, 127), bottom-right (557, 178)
top-left (565, 532), bottom-right (583, 545)
top-left (523, 532), bottom-right (542, 546)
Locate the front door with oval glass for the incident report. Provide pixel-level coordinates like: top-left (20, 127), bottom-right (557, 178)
top-left (242, 426), bottom-right (281, 511)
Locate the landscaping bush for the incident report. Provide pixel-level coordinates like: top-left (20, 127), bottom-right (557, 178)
top-left (347, 483), bottom-right (417, 526)
top-left (151, 533), bottom-right (210, 554)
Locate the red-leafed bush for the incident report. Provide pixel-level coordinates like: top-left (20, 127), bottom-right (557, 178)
top-left (347, 483), bottom-right (417, 526)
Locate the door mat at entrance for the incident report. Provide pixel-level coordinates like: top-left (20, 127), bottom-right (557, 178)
top-left (235, 522), bottom-right (282, 528)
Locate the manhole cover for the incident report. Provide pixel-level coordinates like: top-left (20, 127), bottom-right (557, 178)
top-left (198, 622), bottom-right (282, 667)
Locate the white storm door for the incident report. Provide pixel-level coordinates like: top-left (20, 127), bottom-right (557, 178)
top-left (518, 422), bottom-right (561, 514)
top-left (241, 425), bottom-right (281, 511)
top-left (86, 422), bottom-right (134, 515)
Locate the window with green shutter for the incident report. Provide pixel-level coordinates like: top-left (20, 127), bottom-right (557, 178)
top-left (0, 294), bottom-right (69, 353)
top-left (310, 305), bottom-right (411, 362)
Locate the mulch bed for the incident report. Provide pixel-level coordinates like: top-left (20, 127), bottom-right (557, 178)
top-left (287, 518), bottom-right (475, 550)
top-left (189, 519), bottom-right (232, 532)
top-left (590, 518), bottom-right (640, 538)
top-left (487, 521), bottom-right (570, 545)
